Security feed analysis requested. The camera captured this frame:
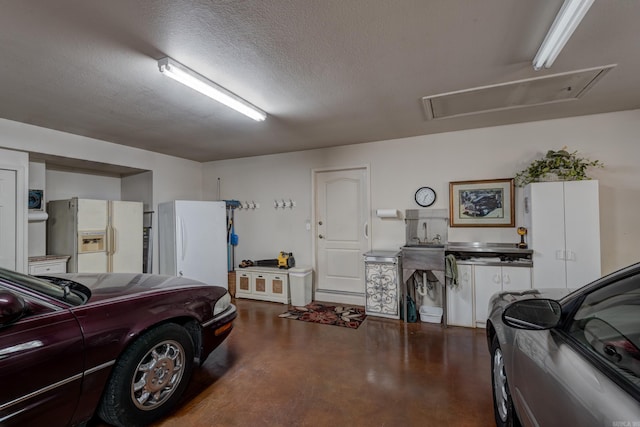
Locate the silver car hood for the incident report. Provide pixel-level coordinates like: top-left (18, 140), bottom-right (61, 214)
top-left (491, 288), bottom-right (574, 308)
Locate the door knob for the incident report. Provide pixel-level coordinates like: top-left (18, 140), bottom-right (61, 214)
top-left (318, 221), bottom-right (323, 225)
top-left (318, 234), bottom-right (324, 239)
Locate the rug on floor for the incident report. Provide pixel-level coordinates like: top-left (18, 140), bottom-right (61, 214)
top-left (278, 303), bottom-right (366, 329)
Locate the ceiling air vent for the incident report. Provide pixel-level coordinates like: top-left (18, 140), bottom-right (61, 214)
top-left (422, 65), bottom-right (615, 120)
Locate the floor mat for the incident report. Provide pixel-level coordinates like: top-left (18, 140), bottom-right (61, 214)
top-left (278, 302), bottom-right (366, 329)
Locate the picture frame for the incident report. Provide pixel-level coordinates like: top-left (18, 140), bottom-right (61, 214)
top-left (28, 189), bottom-right (44, 211)
top-left (449, 178), bottom-right (514, 227)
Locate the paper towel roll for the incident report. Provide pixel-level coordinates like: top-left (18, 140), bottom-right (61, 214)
top-left (28, 211), bottom-right (49, 222)
top-left (376, 209), bottom-right (399, 218)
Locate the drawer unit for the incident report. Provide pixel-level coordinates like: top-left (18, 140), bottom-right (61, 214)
top-left (235, 267), bottom-right (290, 304)
top-left (28, 256), bottom-right (70, 275)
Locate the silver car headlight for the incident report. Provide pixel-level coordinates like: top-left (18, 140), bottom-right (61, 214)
top-left (213, 292), bottom-right (231, 316)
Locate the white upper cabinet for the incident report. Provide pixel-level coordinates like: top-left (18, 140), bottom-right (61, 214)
top-left (524, 180), bottom-right (601, 289)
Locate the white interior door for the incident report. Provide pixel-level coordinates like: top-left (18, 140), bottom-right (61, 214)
top-left (0, 169), bottom-right (17, 269)
top-left (314, 167), bottom-right (370, 305)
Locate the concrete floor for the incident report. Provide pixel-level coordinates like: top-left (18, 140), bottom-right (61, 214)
top-left (97, 298), bottom-right (495, 426)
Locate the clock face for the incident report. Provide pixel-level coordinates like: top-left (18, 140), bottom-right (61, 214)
top-left (415, 187), bottom-right (436, 207)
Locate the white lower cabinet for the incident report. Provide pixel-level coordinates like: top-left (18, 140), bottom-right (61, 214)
top-left (474, 265), bottom-right (531, 328)
top-left (446, 263), bottom-right (474, 327)
top-left (235, 267), bottom-right (290, 304)
top-left (446, 263), bottom-right (532, 328)
top-left (28, 256), bottom-right (70, 275)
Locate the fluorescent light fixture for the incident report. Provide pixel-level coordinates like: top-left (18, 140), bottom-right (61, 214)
top-left (532, 0), bottom-right (594, 71)
top-left (158, 57), bottom-right (267, 121)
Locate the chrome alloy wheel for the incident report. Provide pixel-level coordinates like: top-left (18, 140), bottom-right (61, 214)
top-left (493, 347), bottom-right (509, 422)
top-left (131, 339), bottom-right (185, 410)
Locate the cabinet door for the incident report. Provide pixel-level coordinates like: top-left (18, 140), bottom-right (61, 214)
top-left (236, 272), bottom-right (251, 295)
top-left (502, 267), bottom-right (531, 292)
top-left (473, 265), bottom-right (502, 327)
top-left (446, 264), bottom-right (474, 327)
top-left (564, 180), bottom-right (600, 288)
top-left (269, 274), bottom-right (287, 298)
top-left (528, 182), bottom-right (567, 289)
top-left (253, 274), bottom-right (267, 296)
top-left (364, 262), bottom-right (399, 318)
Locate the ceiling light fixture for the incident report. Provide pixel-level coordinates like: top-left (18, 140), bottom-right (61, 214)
top-left (157, 57), bottom-right (267, 121)
top-left (532, 0), bottom-right (594, 71)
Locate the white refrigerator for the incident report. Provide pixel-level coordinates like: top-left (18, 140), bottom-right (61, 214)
top-left (158, 200), bottom-right (228, 288)
top-left (47, 198), bottom-right (143, 273)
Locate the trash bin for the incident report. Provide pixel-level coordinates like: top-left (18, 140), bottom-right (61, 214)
top-left (289, 266), bottom-right (313, 306)
top-left (419, 305), bottom-right (443, 323)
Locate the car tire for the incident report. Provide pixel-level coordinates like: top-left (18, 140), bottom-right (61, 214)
top-left (98, 323), bottom-right (195, 427)
top-left (491, 335), bottom-right (519, 427)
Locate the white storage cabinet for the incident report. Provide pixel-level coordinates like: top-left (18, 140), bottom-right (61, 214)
top-left (235, 266), bottom-right (290, 304)
top-left (524, 180), bottom-right (600, 289)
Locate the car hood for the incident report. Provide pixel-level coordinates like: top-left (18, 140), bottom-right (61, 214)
top-left (490, 287), bottom-right (574, 308)
top-left (47, 273), bottom-right (218, 302)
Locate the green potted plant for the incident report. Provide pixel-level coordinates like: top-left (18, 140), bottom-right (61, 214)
top-left (514, 148), bottom-right (603, 187)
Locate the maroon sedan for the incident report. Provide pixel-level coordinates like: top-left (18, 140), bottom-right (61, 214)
top-left (0, 267), bottom-right (236, 426)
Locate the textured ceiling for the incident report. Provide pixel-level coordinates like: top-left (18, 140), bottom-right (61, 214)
top-left (0, 0), bottom-right (639, 162)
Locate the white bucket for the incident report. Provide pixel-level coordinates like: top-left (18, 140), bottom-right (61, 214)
top-left (419, 305), bottom-right (443, 323)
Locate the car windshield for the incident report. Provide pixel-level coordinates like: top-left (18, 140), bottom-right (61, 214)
top-left (0, 267), bottom-right (85, 306)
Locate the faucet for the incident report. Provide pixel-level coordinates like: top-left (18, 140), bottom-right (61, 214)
top-left (412, 237), bottom-right (422, 245)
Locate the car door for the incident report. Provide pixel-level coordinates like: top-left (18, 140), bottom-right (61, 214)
top-left (0, 286), bottom-right (84, 426)
top-left (510, 272), bottom-right (640, 426)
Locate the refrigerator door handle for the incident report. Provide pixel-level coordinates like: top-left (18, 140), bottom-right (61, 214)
top-left (110, 226), bottom-right (116, 256)
top-left (179, 216), bottom-right (186, 262)
top-left (106, 225), bottom-right (115, 272)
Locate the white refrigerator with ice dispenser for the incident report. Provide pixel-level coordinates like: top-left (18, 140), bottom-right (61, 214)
top-left (47, 198), bottom-right (143, 273)
top-left (158, 200), bottom-right (228, 288)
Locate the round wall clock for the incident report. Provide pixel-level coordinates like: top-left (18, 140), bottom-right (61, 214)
top-left (415, 186), bottom-right (436, 207)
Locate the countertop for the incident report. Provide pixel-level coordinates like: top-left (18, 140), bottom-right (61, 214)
top-left (363, 250), bottom-right (401, 258)
top-left (444, 242), bottom-right (533, 266)
top-left (444, 242), bottom-right (533, 255)
top-left (28, 255), bottom-right (70, 262)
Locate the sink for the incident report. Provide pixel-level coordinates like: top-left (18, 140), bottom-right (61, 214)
top-left (401, 245), bottom-right (445, 271)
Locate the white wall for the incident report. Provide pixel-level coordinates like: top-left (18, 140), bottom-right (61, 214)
top-left (0, 118), bottom-right (203, 273)
top-left (3, 110), bottom-right (639, 277)
top-left (28, 161), bottom-right (47, 257)
top-left (203, 110), bottom-right (640, 275)
top-left (122, 171), bottom-right (153, 211)
top-left (46, 169), bottom-right (122, 201)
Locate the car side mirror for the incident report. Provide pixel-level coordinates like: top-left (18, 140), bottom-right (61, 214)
top-left (502, 298), bottom-right (562, 330)
top-left (0, 290), bottom-right (27, 326)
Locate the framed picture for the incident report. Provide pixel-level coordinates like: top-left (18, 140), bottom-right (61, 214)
top-left (449, 178), bottom-right (514, 227)
top-left (28, 189), bottom-right (44, 211)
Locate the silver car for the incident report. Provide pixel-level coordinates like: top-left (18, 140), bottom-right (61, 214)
top-left (486, 262), bottom-right (640, 427)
